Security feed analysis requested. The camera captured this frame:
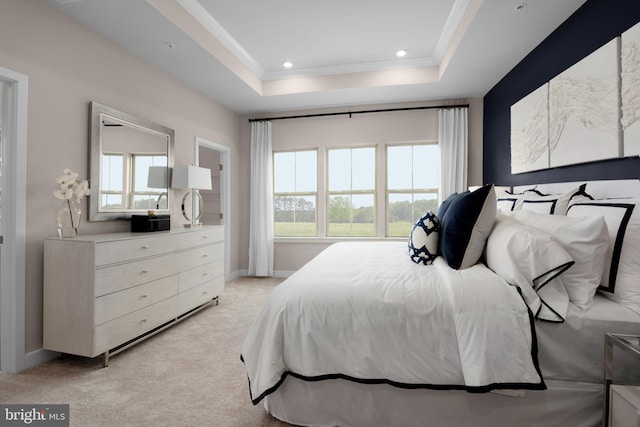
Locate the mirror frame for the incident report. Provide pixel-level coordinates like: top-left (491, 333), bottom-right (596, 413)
top-left (89, 101), bottom-right (175, 221)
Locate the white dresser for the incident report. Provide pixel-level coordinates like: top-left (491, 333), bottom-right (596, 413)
top-left (43, 225), bottom-right (224, 366)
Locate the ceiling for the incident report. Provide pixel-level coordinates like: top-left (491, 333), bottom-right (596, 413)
top-left (46, 0), bottom-right (588, 115)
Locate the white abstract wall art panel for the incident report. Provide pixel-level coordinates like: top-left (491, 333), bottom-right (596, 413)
top-left (510, 84), bottom-right (549, 174)
top-left (548, 38), bottom-right (621, 168)
top-left (622, 22), bottom-right (640, 156)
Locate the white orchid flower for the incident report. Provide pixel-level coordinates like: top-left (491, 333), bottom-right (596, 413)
top-left (56, 174), bottom-right (77, 187)
top-left (73, 180), bottom-right (91, 200)
top-left (54, 188), bottom-right (74, 200)
top-left (53, 169), bottom-right (90, 202)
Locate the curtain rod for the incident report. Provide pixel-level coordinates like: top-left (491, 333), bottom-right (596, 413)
top-left (248, 104), bottom-right (469, 122)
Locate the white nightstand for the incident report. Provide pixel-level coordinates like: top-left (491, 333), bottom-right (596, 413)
top-left (605, 334), bottom-right (640, 427)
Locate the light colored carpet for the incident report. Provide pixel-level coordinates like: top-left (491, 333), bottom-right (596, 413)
top-left (0, 277), bottom-right (292, 427)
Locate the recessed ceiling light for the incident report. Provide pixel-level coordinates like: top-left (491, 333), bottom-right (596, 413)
top-left (282, 61), bottom-right (293, 69)
top-left (515, 3), bottom-right (527, 11)
top-left (396, 49), bottom-right (407, 58)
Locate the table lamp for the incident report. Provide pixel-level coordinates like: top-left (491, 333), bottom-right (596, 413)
top-left (171, 165), bottom-right (212, 227)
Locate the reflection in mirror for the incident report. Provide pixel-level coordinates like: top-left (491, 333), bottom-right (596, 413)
top-left (89, 102), bottom-right (174, 221)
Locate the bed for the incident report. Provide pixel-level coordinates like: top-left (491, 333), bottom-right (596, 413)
top-left (241, 179), bottom-right (640, 427)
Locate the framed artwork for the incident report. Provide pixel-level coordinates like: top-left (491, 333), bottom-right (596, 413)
top-left (548, 38), bottom-right (621, 168)
top-left (510, 84), bottom-right (549, 174)
top-left (622, 22), bottom-right (640, 156)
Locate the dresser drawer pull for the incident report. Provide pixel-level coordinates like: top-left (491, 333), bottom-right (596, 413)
top-left (202, 254), bottom-right (208, 259)
top-left (141, 244), bottom-right (149, 250)
top-left (202, 291), bottom-right (208, 296)
top-left (202, 272), bottom-right (208, 277)
top-left (141, 269), bottom-right (149, 274)
top-left (202, 235), bottom-right (208, 239)
top-left (141, 318), bottom-right (147, 323)
top-left (141, 294), bottom-right (148, 299)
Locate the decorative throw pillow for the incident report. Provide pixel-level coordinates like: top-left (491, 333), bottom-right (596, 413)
top-left (439, 184), bottom-right (496, 270)
top-left (408, 211), bottom-right (440, 265)
top-left (509, 210), bottom-right (609, 311)
top-left (567, 199), bottom-right (640, 315)
top-left (485, 214), bottom-right (574, 322)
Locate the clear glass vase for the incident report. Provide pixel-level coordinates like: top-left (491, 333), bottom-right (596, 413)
top-left (57, 199), bottom-right (81, 238)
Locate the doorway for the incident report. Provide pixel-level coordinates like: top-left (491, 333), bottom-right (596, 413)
top-left (0, 65), bottom-right (28, 373)
top-left (195, 136), bottom-right (230, 282)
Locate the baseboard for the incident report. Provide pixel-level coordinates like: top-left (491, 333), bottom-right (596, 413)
top-left (230, 269), bottom-right (293, 280)
top-left (229, 270), bottom-right (247, 281)
top-left (23, 348), bottom-right (59, 371)
top-left (274, 270), bottom-right (294, 278)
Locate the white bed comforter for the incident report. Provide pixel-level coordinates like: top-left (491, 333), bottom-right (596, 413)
top-left (241, 242), bottom-right (545, 404)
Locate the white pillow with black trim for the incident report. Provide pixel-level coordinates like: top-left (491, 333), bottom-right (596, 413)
top-left (517, 185), bottom-right (587, 215)
top-left (408, 211), bottom-right (440, 265)
top-left (495, 187), bottom-right (525, 213)
top-left (509, 210), bottom-right (609, 311)
top-left (567, 199), bottom-right (640, 315)
top-left (485, 214), bottom-right (574, 322)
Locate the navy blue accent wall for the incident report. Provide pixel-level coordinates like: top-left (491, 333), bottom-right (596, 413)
top-left (483, 0), bottom-right (640, 186)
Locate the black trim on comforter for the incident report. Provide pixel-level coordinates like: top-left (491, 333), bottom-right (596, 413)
top-left (240, 286), bottom-right (546, 406)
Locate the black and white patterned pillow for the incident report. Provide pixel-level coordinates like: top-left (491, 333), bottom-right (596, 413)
top-left (408, 211), bottom-right (440, 265)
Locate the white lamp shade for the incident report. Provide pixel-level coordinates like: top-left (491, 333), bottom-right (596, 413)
top-left (171, 165), bottom-right (212, 190)
top-left (147, 166), bottom-right (170, 189)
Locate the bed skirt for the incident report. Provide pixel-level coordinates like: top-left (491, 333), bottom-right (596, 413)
top-left (264, 377), bottom-right (603, 427)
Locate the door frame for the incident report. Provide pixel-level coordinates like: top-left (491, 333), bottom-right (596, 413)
top-left (0, 66), bottom-right (28, 373)
top-left (194, 136), bottom-right (230, 282)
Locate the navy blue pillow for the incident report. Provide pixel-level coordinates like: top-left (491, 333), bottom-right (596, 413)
top-left (436, 191), bottom-right (466, 220)
top-left (439, 184), bottom-right (496, 270)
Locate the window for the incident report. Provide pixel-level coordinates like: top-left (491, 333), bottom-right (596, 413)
top-left (100, 153), bottom-right (124, 209)
top-left (273, 150), bottom-right (317, 236)
top-left (386, 144), bottom-right (439, 237)
top-left (131, 154), bottom-right (168, 210)
top-left (327, 147), bottom-right (376, 236)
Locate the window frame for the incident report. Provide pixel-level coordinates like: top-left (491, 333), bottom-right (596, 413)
top-left (272, 149), bottom-right (319, 237)
top-left (385, 141), bottom-right (439, 237)
top-left (326, 145), bottom-right (377, 237)
top-left (100, 152), bottom-right (124, 209)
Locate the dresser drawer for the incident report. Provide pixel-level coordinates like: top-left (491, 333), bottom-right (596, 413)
top-left (178, 242), bottom-right (224, 271)
top-left (177, 277), bottom-right (224, 314)
top-left (179, 227), bottom-right (224, 249)
top-left (95, 252), bottom-right (181, 296)
top-left (94, 275), bottom-right (178, 325)
top-left (94, 296), bottom-right (178, 354)
top-left (178, 259), bottom-right (224, 293)
top-left (95, 234), bottom-right (179, 266)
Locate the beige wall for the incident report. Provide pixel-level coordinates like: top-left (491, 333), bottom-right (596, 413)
top-left (247, 98), bottom-right (484, 274)
top-left (0, 0), bottom-right (245, 353)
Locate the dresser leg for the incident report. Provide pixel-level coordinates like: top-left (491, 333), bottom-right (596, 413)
top-left (102, 351), bottom-right (110, 368)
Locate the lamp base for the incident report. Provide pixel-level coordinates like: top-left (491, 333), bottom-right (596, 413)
top-left (181, 190), bottom-right (205, 226)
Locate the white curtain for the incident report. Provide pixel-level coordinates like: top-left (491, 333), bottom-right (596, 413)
top-left (438, 107), bottom-right (468, 201)
top-left (248, 121), bottom-right (274, 277)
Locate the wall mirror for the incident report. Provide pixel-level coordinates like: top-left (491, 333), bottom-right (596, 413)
top-left (89, 101), bottom-right (174, 221)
